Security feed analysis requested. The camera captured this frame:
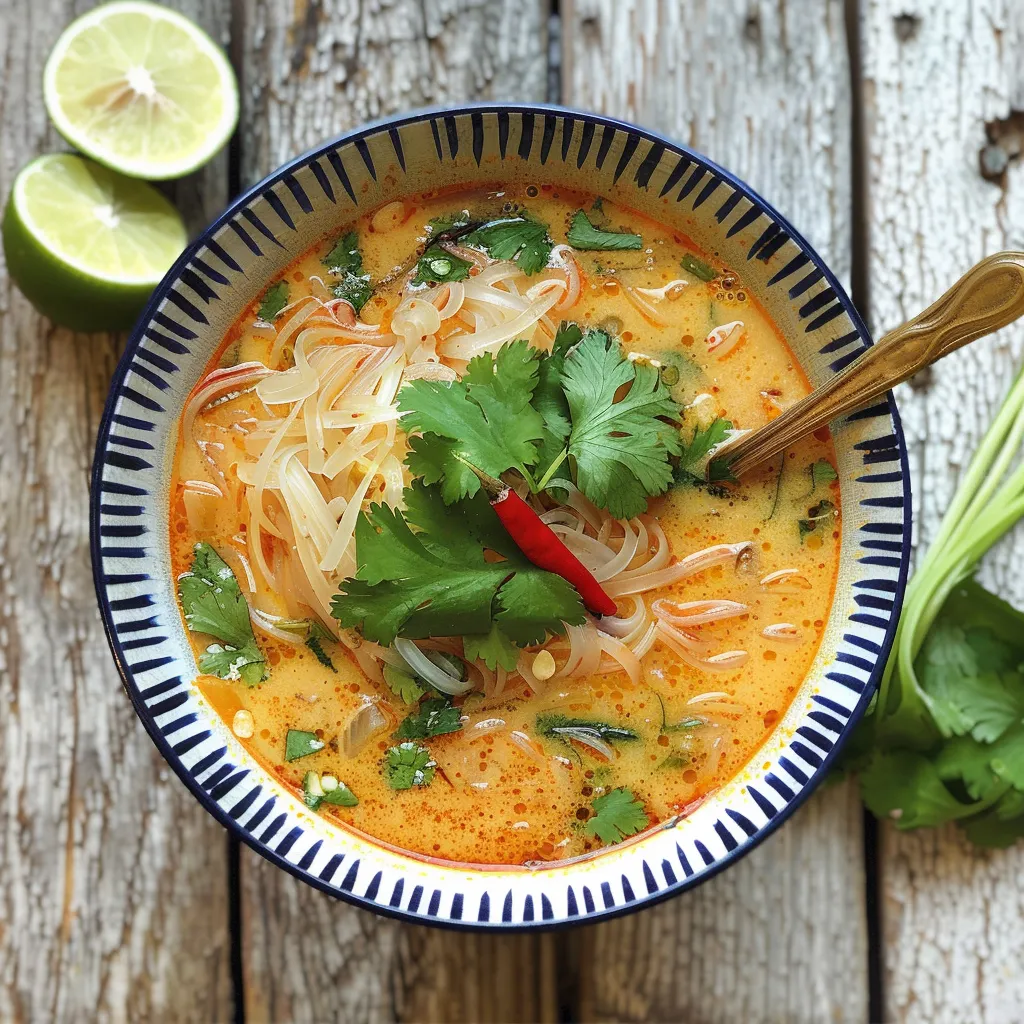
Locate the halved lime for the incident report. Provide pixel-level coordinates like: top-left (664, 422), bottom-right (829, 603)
top-left (3, 153), bottom-right (187, 331)
top-left (43, 1), bottom-right (238, 181)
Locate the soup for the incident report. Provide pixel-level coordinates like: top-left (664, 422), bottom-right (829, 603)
top-left (170, 186), bottom-right (840, 866)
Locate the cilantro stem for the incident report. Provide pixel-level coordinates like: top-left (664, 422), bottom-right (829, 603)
top-left (764, 451), bottom-right (786, 521)
top-left (535, 448), bottom-right (569, 492)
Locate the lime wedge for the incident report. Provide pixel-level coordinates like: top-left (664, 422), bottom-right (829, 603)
top-left (43, 1), bottom-right (238, 180)
top-left (2, 153), bottom-right (187, 331)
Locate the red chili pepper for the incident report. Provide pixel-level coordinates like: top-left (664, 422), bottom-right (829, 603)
top-left (490, 486), bottom-right (618, 617)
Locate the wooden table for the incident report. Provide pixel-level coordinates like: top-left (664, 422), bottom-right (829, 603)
top-left (3, 1), bottom-right (1024, 1020)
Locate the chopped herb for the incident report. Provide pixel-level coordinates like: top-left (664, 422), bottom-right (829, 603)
top-left (675, 417), bottom-right (736, 491)
top-left (807, 458), bottom-right (839, 493)
top-left (412, 245), bottom-right (473, 286)
top-left (285, 729), bottom-right (324, 762)
top-left (385, 742), bottom-right (436, 789)
top-left (532, 321), bottom-right (581, 479)
top-left (178, 542), bottom-right (266, 685)
top-left (382, 663), bottom-right (426, 705)
top-left (464, 217), bottom-right (553, 275)
top-left (798, 499), bottom-right (838, 542)
top-left (323, 231), bottom-right (371, 312)
top-left (566, 209), bottom-right (642, 251)
top-left (427, 211), bottom-right (473, 235)
top-left (331, 482), bottom-right (584, 647)
top-left (537, 714), bottom-right (640, 744)
top-left (463, 623), bottom-right (521, 672)
top-left (660, 752), bottom-right (692, 770)
top-left (395, 697), bottom-right (464, 739)
top-left (680, 253), bottom-right (718, 282)
top-left (257, 280), bottom-right (289, 321)
top-left (562, 330), bottom-right (683, 518)
top-left (765, 454), bottom-right (787, 521)
top-left (399, 339), bottom-right (546, 503)
top-left (303, 771), bottom-right (358, 810)
top-left (585, 787), bottom-right (649, 844)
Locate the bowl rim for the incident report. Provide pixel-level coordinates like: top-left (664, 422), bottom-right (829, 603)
top-left (90, 101), bottom-right (912, 930)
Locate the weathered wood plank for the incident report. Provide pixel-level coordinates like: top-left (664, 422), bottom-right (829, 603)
top-left (563, 2), bottom-right (869, 1021)
top-left (0, 1), bottom-right (232, 1020)
top-left (861, 2), bottom-right (1024, 1021)
top-left (235, 4), bottom-right (551, 1021)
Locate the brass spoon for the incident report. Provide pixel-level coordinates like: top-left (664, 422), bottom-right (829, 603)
top-left (717, 251), bottom-right (1024, 478)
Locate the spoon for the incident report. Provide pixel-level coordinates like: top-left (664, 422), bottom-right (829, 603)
top-left (716, 251), bottom-right (1024, 478)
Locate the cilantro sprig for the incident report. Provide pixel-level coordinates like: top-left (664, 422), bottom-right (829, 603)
top-left (323, 231), bottom-right (372, 312)
top-left (385, 742), bottom-right (436, 789)
top-left (257, 281), bottom-right (289, 322)
top-left (412, 245), bottom-right (473, 286)
top-left (178, 543), bottom-right (266, 685)
top-left (585, 787), bottom-right (649, 844)
top-left (330, 481), bottom-right (585, 647)
top-left (463, 217), bottom-right (553, 275)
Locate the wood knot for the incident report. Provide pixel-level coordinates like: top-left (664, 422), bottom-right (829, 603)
top-left (893, 13), bottom-right (920, 42)
top-left (980, 110), bottom-right (1024, 186)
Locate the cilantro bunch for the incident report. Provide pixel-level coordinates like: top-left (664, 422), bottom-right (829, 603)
top-left (398, 323), bottom-right (683, 519)
top-left (847, 366), bottom-right (1024, 847)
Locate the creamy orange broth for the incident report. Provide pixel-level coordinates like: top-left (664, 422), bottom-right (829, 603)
top-left (170, 186), bottom-right (840, 866)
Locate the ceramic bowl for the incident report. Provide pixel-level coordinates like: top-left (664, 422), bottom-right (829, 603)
top-left (91, 104), bottom-right (910, 928)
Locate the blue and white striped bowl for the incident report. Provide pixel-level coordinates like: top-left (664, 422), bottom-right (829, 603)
top-left (91, 105), bottom-right (910, 929)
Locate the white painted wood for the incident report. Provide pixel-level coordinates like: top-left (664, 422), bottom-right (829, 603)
top-left (862, 2), bottom-right (1024, 1021)
top-left (0, 1), bottom-right (232, 1020)
top-left (235, 4), bottom-right (554, 1020)
top-left (564, 2), bottom-right (869, 1021)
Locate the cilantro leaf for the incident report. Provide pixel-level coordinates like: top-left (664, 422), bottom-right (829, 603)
top-left (179, 543), bottom-right (267, 684)
top-left (566, 209), bottom-right (642, 251)
top-left (463, 624), bottom-right (521, 672)
top-left (935, 736), bottom-right (1003, 800)
top-left (402, 479), bottom-right (518, 559)
top-left (412, 245), bottom-right (472, 286)
top-left (798, 499), bottom-right (838, 542)
top-left (323, 231), bottom-right (371, 312)
top-left (859, 750), bottom-right (972, 829)
top-left (383, 664), bottom-right (426, 705)
top-left (385, 742), bottom-right (436, 789)
top-left (562, 331), bottom-right (682, 518)
top-left (331, 485), bottom-right (584, 646)
top-left (399, 340), bottom-right (545, 502)
top-left (464, 217), bottom-right (553, 275)
top-left (989, 723), bottom-right (1024, 790)
top-left (961, 808), bottom-right (1024, 848)
top-left (306, 621), bottom-right (337, 672)
top-left (285, 729), bottom-right (324, 762)
top-left (809, 458), bottom-right (838, 491)
top-left (322, 781), bottom-right (359, 807)
top-left (585, 787), bottom-right (649, 844)
top-left (427, 211), bottom-right (473, 235)
top-left (532, 321), bottom-right (581, 475)
top-left (257, 281), bottom-right (289, 321)
top-left (537, 714), bottom-right (640, 744)
top-left (680, 253), bottom-right (718, 281)
top-left (395, 697), bottom-right (463, 739)
top-left (676, 417), bottom-right (734, 486)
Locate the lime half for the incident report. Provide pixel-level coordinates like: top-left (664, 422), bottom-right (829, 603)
top-left (44, 1), bottom-right (238, 180)
top-left (3, 153), bottom-right (187, 331)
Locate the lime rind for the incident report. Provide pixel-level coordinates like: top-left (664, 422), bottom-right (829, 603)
top-left (43, 0), bottom-right (239, 181)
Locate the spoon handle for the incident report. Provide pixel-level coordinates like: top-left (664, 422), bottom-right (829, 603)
top-left (721, 251), bottom-right (1024, 478)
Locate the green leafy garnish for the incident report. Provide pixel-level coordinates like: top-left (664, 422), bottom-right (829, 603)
top-left (303, 771), bottom-right (358, 810)
top-left (537, 714), bottom-right (640, 744)
top-left (322, 782), bottom-right (359, 806)
top-left (585, 787), bottom-right (649, 844)
top-left (798, 499), bottom-right (838, 541)
top-left (808, 458), bottom-right (838, 493)
top-left (562, 330), bottom-right (683, 518)
top-left (257, 280), bottom-right (289, 321)
top-left (464, 217), bottom-right (553, 275)
top-left (566, 209), bottom-right (642, 251)
top-left (306, 621), bottom-right (337, 672)
top-left (323, 231), bottom-right (372, 312)
top-left (463, 624), bottom-right (522, 672)
top-left (331, 483), bottom-right (585, 647)
top-left (385, 742), bottom-right (436, 789)
top-left (532, 322), bottom-right (580, 477)
top-left (395, 697), bottom-right (464, 739)
top-left (676, 417), bottom-right (735, 488)
top-left (412, 245), bottom-right (473, 286)
top-left (427, 211), bottom-right (473, 235)
top-left (400, 340), bottom-right (545, 503)
top-left (382, 663), bottom-right (426, 705)
top-left (285, 729), bottom-right (324, 762)
top-left (178, 542), bottom-right (266, 685)
top-left (680, 253), bottom-right (718, 282)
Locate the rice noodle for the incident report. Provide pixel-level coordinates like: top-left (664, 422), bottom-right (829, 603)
top-left (760, 568), bottom-right (812, 592)
top-left (651, 598), bottom-right (749, 627)
top-left (655, 621), bottom-right (748, 674)
top-left (762, 623), bottom-right (802, 642)
top-left (393, 638), bottom-right (472, 695)
top-left (706, 321), bottom-right (745, 358)
top-left (605, 541), bottom-right (752, 597)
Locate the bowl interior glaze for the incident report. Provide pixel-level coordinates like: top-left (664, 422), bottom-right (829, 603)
top-left (91, 105), bottom-right (910, 929)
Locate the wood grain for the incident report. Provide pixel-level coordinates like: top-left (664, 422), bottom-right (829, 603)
top-left (861, 2), bottom-right (1024, 1021)
top-left (234, 4), bottom-right (552, 1021)
top-left (0, 1), bottom-right (232, 1021)
top-left (563, 2), bottom-right (869, 1021)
